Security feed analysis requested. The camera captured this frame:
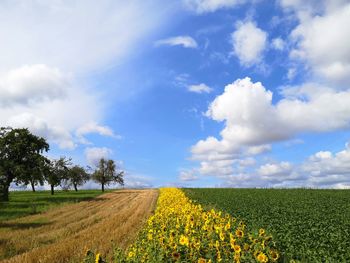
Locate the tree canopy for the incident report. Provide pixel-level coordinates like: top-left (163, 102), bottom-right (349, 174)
top-left (92, 158), bottom-right (124, 192)
top-left (0, 127), bottom-right (49, 201)
top-left (67, 165), bottom-right (90, 191)
top-left (45, 157), bottom-right (72, 195)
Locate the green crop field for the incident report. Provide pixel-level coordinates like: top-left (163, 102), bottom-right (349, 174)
top-left (0, 190), bottom-right (107, 221)
top-left (184, 188), bottom-right (350, 262)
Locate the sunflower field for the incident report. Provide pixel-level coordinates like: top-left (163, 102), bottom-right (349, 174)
top-left (87, 188), bottom-right (280, 262)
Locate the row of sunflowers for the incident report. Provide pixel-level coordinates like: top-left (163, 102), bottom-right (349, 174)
top-left (85, 188), bottom-right (280, 262)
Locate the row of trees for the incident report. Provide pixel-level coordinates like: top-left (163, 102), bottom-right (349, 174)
top-left (0, 127), bottom-right (124, 202)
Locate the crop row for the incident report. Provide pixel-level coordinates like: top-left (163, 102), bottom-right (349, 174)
top-left (85, 188), bottom-right (280, 262)
top-left (184, 188), bottom-right (350, 262)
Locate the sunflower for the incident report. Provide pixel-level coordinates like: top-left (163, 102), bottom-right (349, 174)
top-left (172, 252), bottom-right (181, 260)
top-left (235, 229), bottom-right (244, 238)
top-left (270, 250), bottom-right (279, 262)
top-left (95, 253), bottom-right (102, 263)
top-left (257, 252), bottom-right (268, 263)
top-left (234, 244), bottom-right (241, 253)
top-left (179, 235), bottom-right (189, 246)
top-left (243, 243), bottom-right (250, 251)
top-left (128, 251), bottom-right (135, 258)
top-left (198, 258), bottom-right (207, 263)
top-left (259, 228), bottom-right (265, 236)
top-left (219, 232), bottom-right (225, 241)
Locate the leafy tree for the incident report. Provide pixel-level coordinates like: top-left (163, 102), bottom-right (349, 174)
top-left (16, 154), bottom-right (49, 192)
top-left (92, 158), bottom-right (124, 192)
top-left (0, 127), bottom-right (49, 201)
top-left (45, 157), bottom-right (71, 195)
top-left (67, 165), bottom-right (90, 191)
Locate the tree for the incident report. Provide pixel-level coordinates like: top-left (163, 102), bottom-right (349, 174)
top-left (92, 158), bottom-right (124, 192)
top-left (45, 157), bottom-right (71, 195)
top-left (15, 153), bottom-right (49, 192)
top-left (0, 127), bottom-right (49, 201)
top-left (67, 165), bottom-right (90, 191)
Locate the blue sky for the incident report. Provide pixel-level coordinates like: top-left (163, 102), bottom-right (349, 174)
top-left (1, 0), bottom-right (350, 189)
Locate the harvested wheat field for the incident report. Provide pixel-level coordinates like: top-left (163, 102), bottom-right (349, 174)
top-left (0, 189), bottom-right (158, 263)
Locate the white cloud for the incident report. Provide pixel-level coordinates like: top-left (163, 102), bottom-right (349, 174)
top-left (0, 64), bottom-right (103, 149)
top-left (258, 143), bottom-right (350, 188)
top-left (76, 121), bottom-right (120, 144)
top-left (190, 77), bottom-right (350, 181)
top-left (287, 68), bottom-right (297, 80)
top-left (123, 174), bottom-right (153, 188)
top-left (271, 37), bottom-right (285, 51)
top-left (209, 142), bottom-right (350, 188)
top-left (183, 0), bottom-right (246, 13)
top-left (199, 159), bottom-right (235, 176)
top-left (285, 1), bottom-right (350, 85)
top-left (258, 162), bottom-right (293, 177)
top-left (237, 157), bottom-right (256, 167)
top-left (179, 170), bottom-right (199, 181)
top-left (232, 21), bottom-right (268, 67)
top-left (0, 64), bottom-right (68, 106)
top-left (245, 144), bottom-right (271, 155)
top-left (188, 83), bottom-right (213, 93)
top-left (0, 1), bottom-right (170, 73)
top-left (302, 145), bottom-right (350, 183)
top-left (85, 147), bottom-right (113, 167)
top-left (154, 36), bottom-right (198, 48)
top-left (7, 112), bottom-right (75, 150)
top-left (0, 1), bottom-right (170, 150)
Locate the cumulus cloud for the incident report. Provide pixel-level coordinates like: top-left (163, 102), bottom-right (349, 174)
top-left (0, 1), bottom-right (170, 150)
top-left (183, 0), bottom-right (246, 13)
top-left (179, 170), bottom-right (199, 181)
top-left (0, 64), bottom-right (106, 149)
top-left (0, 64), bottom-right (68, 106)
top-left (123, 174), bottom-right (154, 188)
top-left (258, 143), bottom-right (350, 188)
top-left (188, 83), bottom-right (213, 93)
top-left (231, 21), bottom-right (268, 67)
top-left (85, 147), bottom-right (113, 167)
top-left (211, 142), bottom-right (350, 188)
top-left (283, 1), bottom-right (350, 85)
top-left (154, 36), bottom-right (198, 48)
top-left (7, 112), bottom-right (75, 150)
top-left (76, 122), bottom-right (121, 144)
top-left (258, 162), bottom-right (293, 177)
top-left (271, 37), bottom-right (285, 51)
top-left (190, 77), bottom-right (350, 181)
top-left (302, 145), bottom-right (350, 187)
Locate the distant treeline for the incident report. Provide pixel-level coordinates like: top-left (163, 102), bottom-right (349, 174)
top-left (0, 127), bottom-right (123, 202)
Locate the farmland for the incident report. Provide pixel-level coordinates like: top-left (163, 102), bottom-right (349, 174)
top-left (0, 190), bottom-right (106, 222)
top-left (0, 189), bottom-right (158, 263)
top-left (184, 188), bottom-right (350, 262)
top-left (93, 188), bottom-right (279, 262)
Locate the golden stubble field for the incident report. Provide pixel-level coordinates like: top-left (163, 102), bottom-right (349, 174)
top-left (0, 189), bottom-right (158, 263)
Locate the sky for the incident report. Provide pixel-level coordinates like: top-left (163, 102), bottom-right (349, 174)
top-left (2, 0), bottom-right (350, 189)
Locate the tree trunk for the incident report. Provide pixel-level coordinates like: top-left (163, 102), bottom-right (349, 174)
top-left (0, 184), bottom-right (9, 202)
top-left (51, 184), bottom-right (54, 195)
top-left (101, 183), bottom-right (104, 192)
top-left (0, 174), bottom-right (12, 202)
top-left (74, 184), bottom-right (78, 192)
top-left (31, 181), bottom-right (36, 192)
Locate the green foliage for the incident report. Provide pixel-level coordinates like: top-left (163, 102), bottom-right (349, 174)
top-left (44, 156), bottom-right (72, 195)
top-left (184, 188), bottom-right (350, 262)
top-left (67, 165), bottom-right (90, 191)
top-left (0, 190), bottom-right (105, 221)
top-left (0, 127), bottom-right (49, 201)
top-left (92, 158), bottom-right (124, 192)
